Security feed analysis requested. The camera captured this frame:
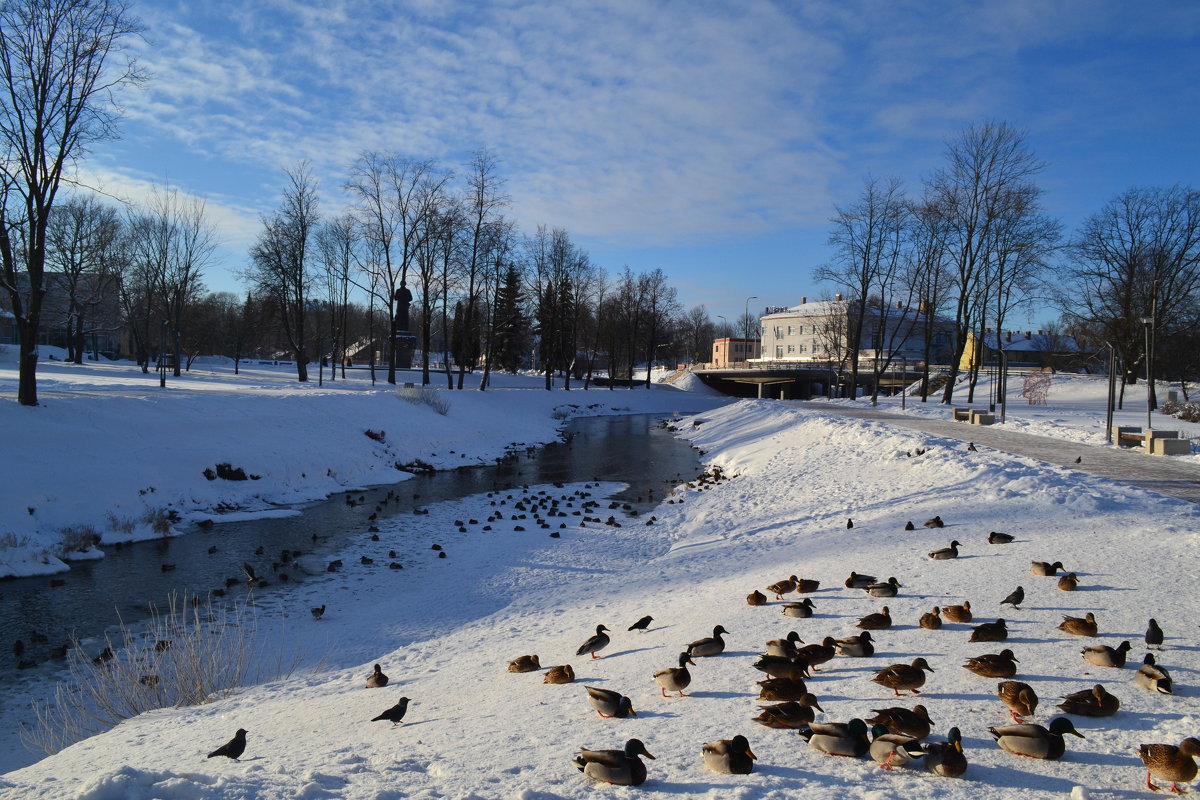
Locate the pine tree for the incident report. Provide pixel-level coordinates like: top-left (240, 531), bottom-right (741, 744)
top-left (493, 264), bottom-right (528, 372)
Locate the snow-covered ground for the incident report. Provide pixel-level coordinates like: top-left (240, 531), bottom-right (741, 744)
top-left (2, 355), bottom-right (1198, 799)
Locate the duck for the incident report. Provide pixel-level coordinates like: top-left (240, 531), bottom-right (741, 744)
top-left (753, 654), bottom-right (811, 682)
top-left (766, 575), bottom-right (799, 599)
top-left (845, 571), bottom-right (877, 589)
top-left (507, 654), bottom-right (541, 673)
top-left (795, 578), bottom-right (820, 593)
top-left (835, 631), bottom-right (875, 657)
top-left (1081, 640), bottom-right (1132, 668)
top-left (1058, 612), bottom-right (1098, 637)
top-left (585, 686), bottom-right (636, 718)
top-left (969, 618), bottom-right (1008, 642)
top-left (929, 540), bottom-right (961, 560)
top-left (544, 664), bottom-right (575, 684)
top-left (800, 718), bottom-right (870, 757)
top-left (702, 735), bottom-right (757, 774)
top-left (988, 531), bottom-right (1014, 544)
top-left (687, 625), bottom-right (729, 658)
top-left (576, 624), bottom-right (611, 659)
top-left (1135, 653), bottom-right (1173, 694)
top-left (866, 577), bottom-right (902, 597)
top-left (1000, 586), bottom-right (1024, 609)
top-left (1146, 618), bottom-right (1164, 648)
top-left (1139, 737), bottom-right (1200, 794)
top-left (924, 516), bottom-right (944, 529)
top-left (796, 637), bottom-right (838, 671)
top-left (764, 631), bottom-right (802, 657)
top-left (871, 657), bottom-right (934, 696)
top-left (964, 649), bottom-right (1018, 678)
top-left (782, 598), bottom-right (815, 618)
top-left (752, 695), bottom-right (823, 728)
top-left (989, 717), bottom-right (1084, 760)
top-left (757, 677), bottom-right (808, 701)
top-left (366, 664), bottom-right (389, 688)
top-left (1031, 560), bottom-right (1065, 576)
top-left (920, 607), bottom-right (943, 630)
top-left (869, 724), bottom-right (926, 769)
top-left (866, 704), bottom-right (934, 739)
top-left (997, 680), bottom-right (1039, 721)
top-left (1057, 572), bottom-right (1079, 591)
top-left (1057, 684), bottom-right (1119, 717)
top-left (857, 606), bottom-right (892, 630)
top-left (942, 600), bottom-right (972, 623)
top-left (573, 738), bottom-right (655, 786)
top-left (747, 589), bottom-right (767, 606)
top-left (924, 727), bottom-right (967, 777)
top-left (653, 652), bottom-right (695, 697)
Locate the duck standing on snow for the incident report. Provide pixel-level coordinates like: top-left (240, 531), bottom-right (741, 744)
top-left (702, 735), bottom-right (757, 774)
top-left (871, 658), bottom-right (934, 696)
top-left (653, 652), bottom-right (695, 697)
top-left (366, 664), bottom-right (389, 688)
top-left (576, 624), bottom-right (611, 659)
top-left (1057, 684), bottom-right (1119, 717)
top-left (687, 625), bottom-right (729, 658)
top-left (1139, 737), bottom-right (1200, 794)
top-left (573, 738), bottom-right (655, 786)
top-left (585, 686), bottom-right (637, 718)
top-left (997, 680), bottom-right (1039, 721)
top-left (929, 540), bottom-right (961, 560)
top-left (800, 719), bottom-right (870, 757)
top-left (766, 575), bottom-right (799, 600)
top-left (924, 727), bottom-right (967, 777)
top-left (1135, 653), bottom-right (1173, 694)
top-left (989, 717), bottom-right (1085, 760)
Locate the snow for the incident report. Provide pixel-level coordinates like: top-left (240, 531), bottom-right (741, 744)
top-left (2, 352), bottom-right (1199, 799)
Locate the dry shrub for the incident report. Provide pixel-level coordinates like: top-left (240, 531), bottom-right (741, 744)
top-left (396, 385), bottom-right (450, 416)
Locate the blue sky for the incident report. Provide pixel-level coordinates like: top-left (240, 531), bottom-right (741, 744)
top-left (79, 0), bottom-right (1199, 329)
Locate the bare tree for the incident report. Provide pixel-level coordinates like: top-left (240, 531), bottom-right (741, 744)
top-left (639, 268), bottom-right (679, 387)
top-left (314, 213), bottom-right (359, 380)
top-left (245, 163), bottom-right (319, 382)
top-left (0, 0), bottom-right (142, 404)
top-left (44, 195), bottom-right (123, 362)
top-left (457, 150), bottom-right (508, 389)
top-left (904, 199), bottom-right (953, 401)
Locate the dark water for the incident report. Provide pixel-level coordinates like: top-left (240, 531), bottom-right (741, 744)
top-left (0, 413), bottom-right (702, 685)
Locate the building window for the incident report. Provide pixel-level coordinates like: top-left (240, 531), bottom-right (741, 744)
top-left (787, 344), bottom-right (795, 354)
top-left (812, 342), bottom-right (821, 353)
top-left (773, 326), bottom-right (783, 338)
top-left (775, 346), bottom-right (783, 358)
top-left (798, 325), bottom-right (805, 334)
top-left (787, 325), bottom-right (796, 336)
top-left (798, 344), bottom-right (807, 353)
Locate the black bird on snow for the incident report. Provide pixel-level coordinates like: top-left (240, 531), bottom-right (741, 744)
top-left (1075, 456), bottom-right (1082, 464)
top-left (967, 442), bottom-right (978, 452)
top-left (311, 605), bottom-right (325, 620)
top-left (207, 728), bottom-right (248, 760)
top-left (1001, 586), bottom-right (1025, 609)
top-left (371, 697), bottom-right (411, 726)
top-left (904, 521), bottom-right (915, 531)
top-left (846, 518), bottom-right (854, 529)
top-left (1146, 618), bottom-right (1164, 648)
top-left (628, 615), bottom-right (653, 632)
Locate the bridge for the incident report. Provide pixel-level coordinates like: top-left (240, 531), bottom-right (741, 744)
top-left (690, 363), bottom-right (927, 399)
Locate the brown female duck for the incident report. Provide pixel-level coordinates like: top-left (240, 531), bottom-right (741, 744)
top-left (1058, 612), bottom-right (1098, 637)
top-left (969, 618), bottom-right (1008, 643)
top-left (866, 704), bottom-right (934, 739)
top-left (857, 606), bottom-right (892, 630)
top-left (963, 649), bottom-right (1018, 678)
top-left (997, 680), bottom-right (1039, 722)
top-left (1139, 737), bottom-right (1200, 794)
top-left (871, 657), bottom-right (934, 696)
top-left (752, 694), bottom-right (823, 728)
top-left (1057, 683), bottom-right (1119, 717)
top-left (919, 607), bottom-right (943, 630)
top-left (942, 600), bottom-right (972, 623)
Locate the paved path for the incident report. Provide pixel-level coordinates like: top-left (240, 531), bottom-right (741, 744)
top-left (795, 402), bottom-right (1200, 505)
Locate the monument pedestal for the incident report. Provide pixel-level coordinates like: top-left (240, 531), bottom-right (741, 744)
top-left (394, 333), bottom-right (417, 370)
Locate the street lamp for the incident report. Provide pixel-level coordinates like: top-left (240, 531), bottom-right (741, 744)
top-left (717, 315), bottom-right (728, 337)
top-left (1104, 341), bottom-right (1120, 444)
top-left (744, 296), bottom-right (758, 341)
top-left (1142, 316), bottom-right (1154, 430)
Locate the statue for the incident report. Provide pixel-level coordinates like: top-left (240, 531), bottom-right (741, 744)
top-left (393, 284), bottom-right (416, 369)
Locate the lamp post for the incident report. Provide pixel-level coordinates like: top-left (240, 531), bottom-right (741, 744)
top-left (998, 349), bottom-right (1009, 424)
top-left (744, 296), bottom-right (758, 341)
top-left (1142, 316), bottom-right (1154, 430)
top-left (159, 320), bottom-right (168, 388)
top-left (717, 315), bottom-right (728, 338)
top-left (1104, 341), bottom-right (1119, 444)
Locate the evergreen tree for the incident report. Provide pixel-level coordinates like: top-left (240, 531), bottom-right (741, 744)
top-left (493, 263), bottom-right (528, 372)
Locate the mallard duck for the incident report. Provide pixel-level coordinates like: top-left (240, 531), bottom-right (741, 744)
top-left (988, 531), bottom-right (1014, 544)
top-left (835, 631), bottom-right (875, 657)
top-left (924, 727), bottom-right (968, 777)
top-left (924, 516), bottom-right (944, 528)
top-left (764, 630), bottom-right (802, 657)
top-left (796, 637), bottom-right (838, 671)
top-left (1081, 640), bottom-right (1132, 668)
top-left (866, 577), bottom-right (902, 597)
top-left (767, 575), bottom-right (799, 599)
top-left (866, 704), bottom-right (933, 739)
top-left (1000, 586), bottom-right (1024, 609)
top-left (871, 658), bottom-right (934, 696)
top-left (752, 694), bottom-right (823, 728)
top-left (753, 654), bottom-right (810, 681)
top-left (1058, 612), bottom-right (1098, 637)
top-left (1146, 618), bottom-right (1164, 648)
top-left (857, 606), bottom-right (892, 630)
top-left (782, 598), bottom-right (815, 618)
top-left (1058, 572), bottom-right (1079, 591)
top-left (653, 652), bottom-right (694, 697)
top-left (585, 686), bottom-right (636, 718)
top-left (757, 677), bottom-right (808, 701)
top-left (964, 649), bottom-right (1018, 678)
top-left (997, 680), bottom-right (1039, 721)
top-left (800, 718), bottom-right (870, 757)
top-left (1135, 653), bottom-right (1173, 694)
top-left (702, 735), bottom-right (757, 774)
top-left (1031, 560), bottom-right (1065, 576)
top-left (942, 600), bottom-right (972, 623)
top-left (795, 578), bottom-right (820, 593)
top-left (989, 717), bottom-right (1084, 760)
top-left (929, 540), bottom-right (961, 560)
top-left (576, 624), bottom-right (611, 658)
top-left (747, 589), bottom-right (767, 606)
top-left (845, 571), bottom-right (877, 589)
top-left (687, 625), bottom-right (729, 657)
top-left (1057, 684), bottom-right (1119, 717)
top-left (573, 738), bottom-right (655, 786)
top-left (920, 607), bottom-right (943, 630)
top-left (366, 663), bottom-right (389, 688)
top-left (870, 724), bottom-right (925, 769)
top-left (1139, 737), bottom-right (1200, 793)
top-left (508, 654), bottom-right (541, 673)
top-left (969, 619), bottom-right (1008, 642)
top-left (544, 664), bottom-right (575, 684)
